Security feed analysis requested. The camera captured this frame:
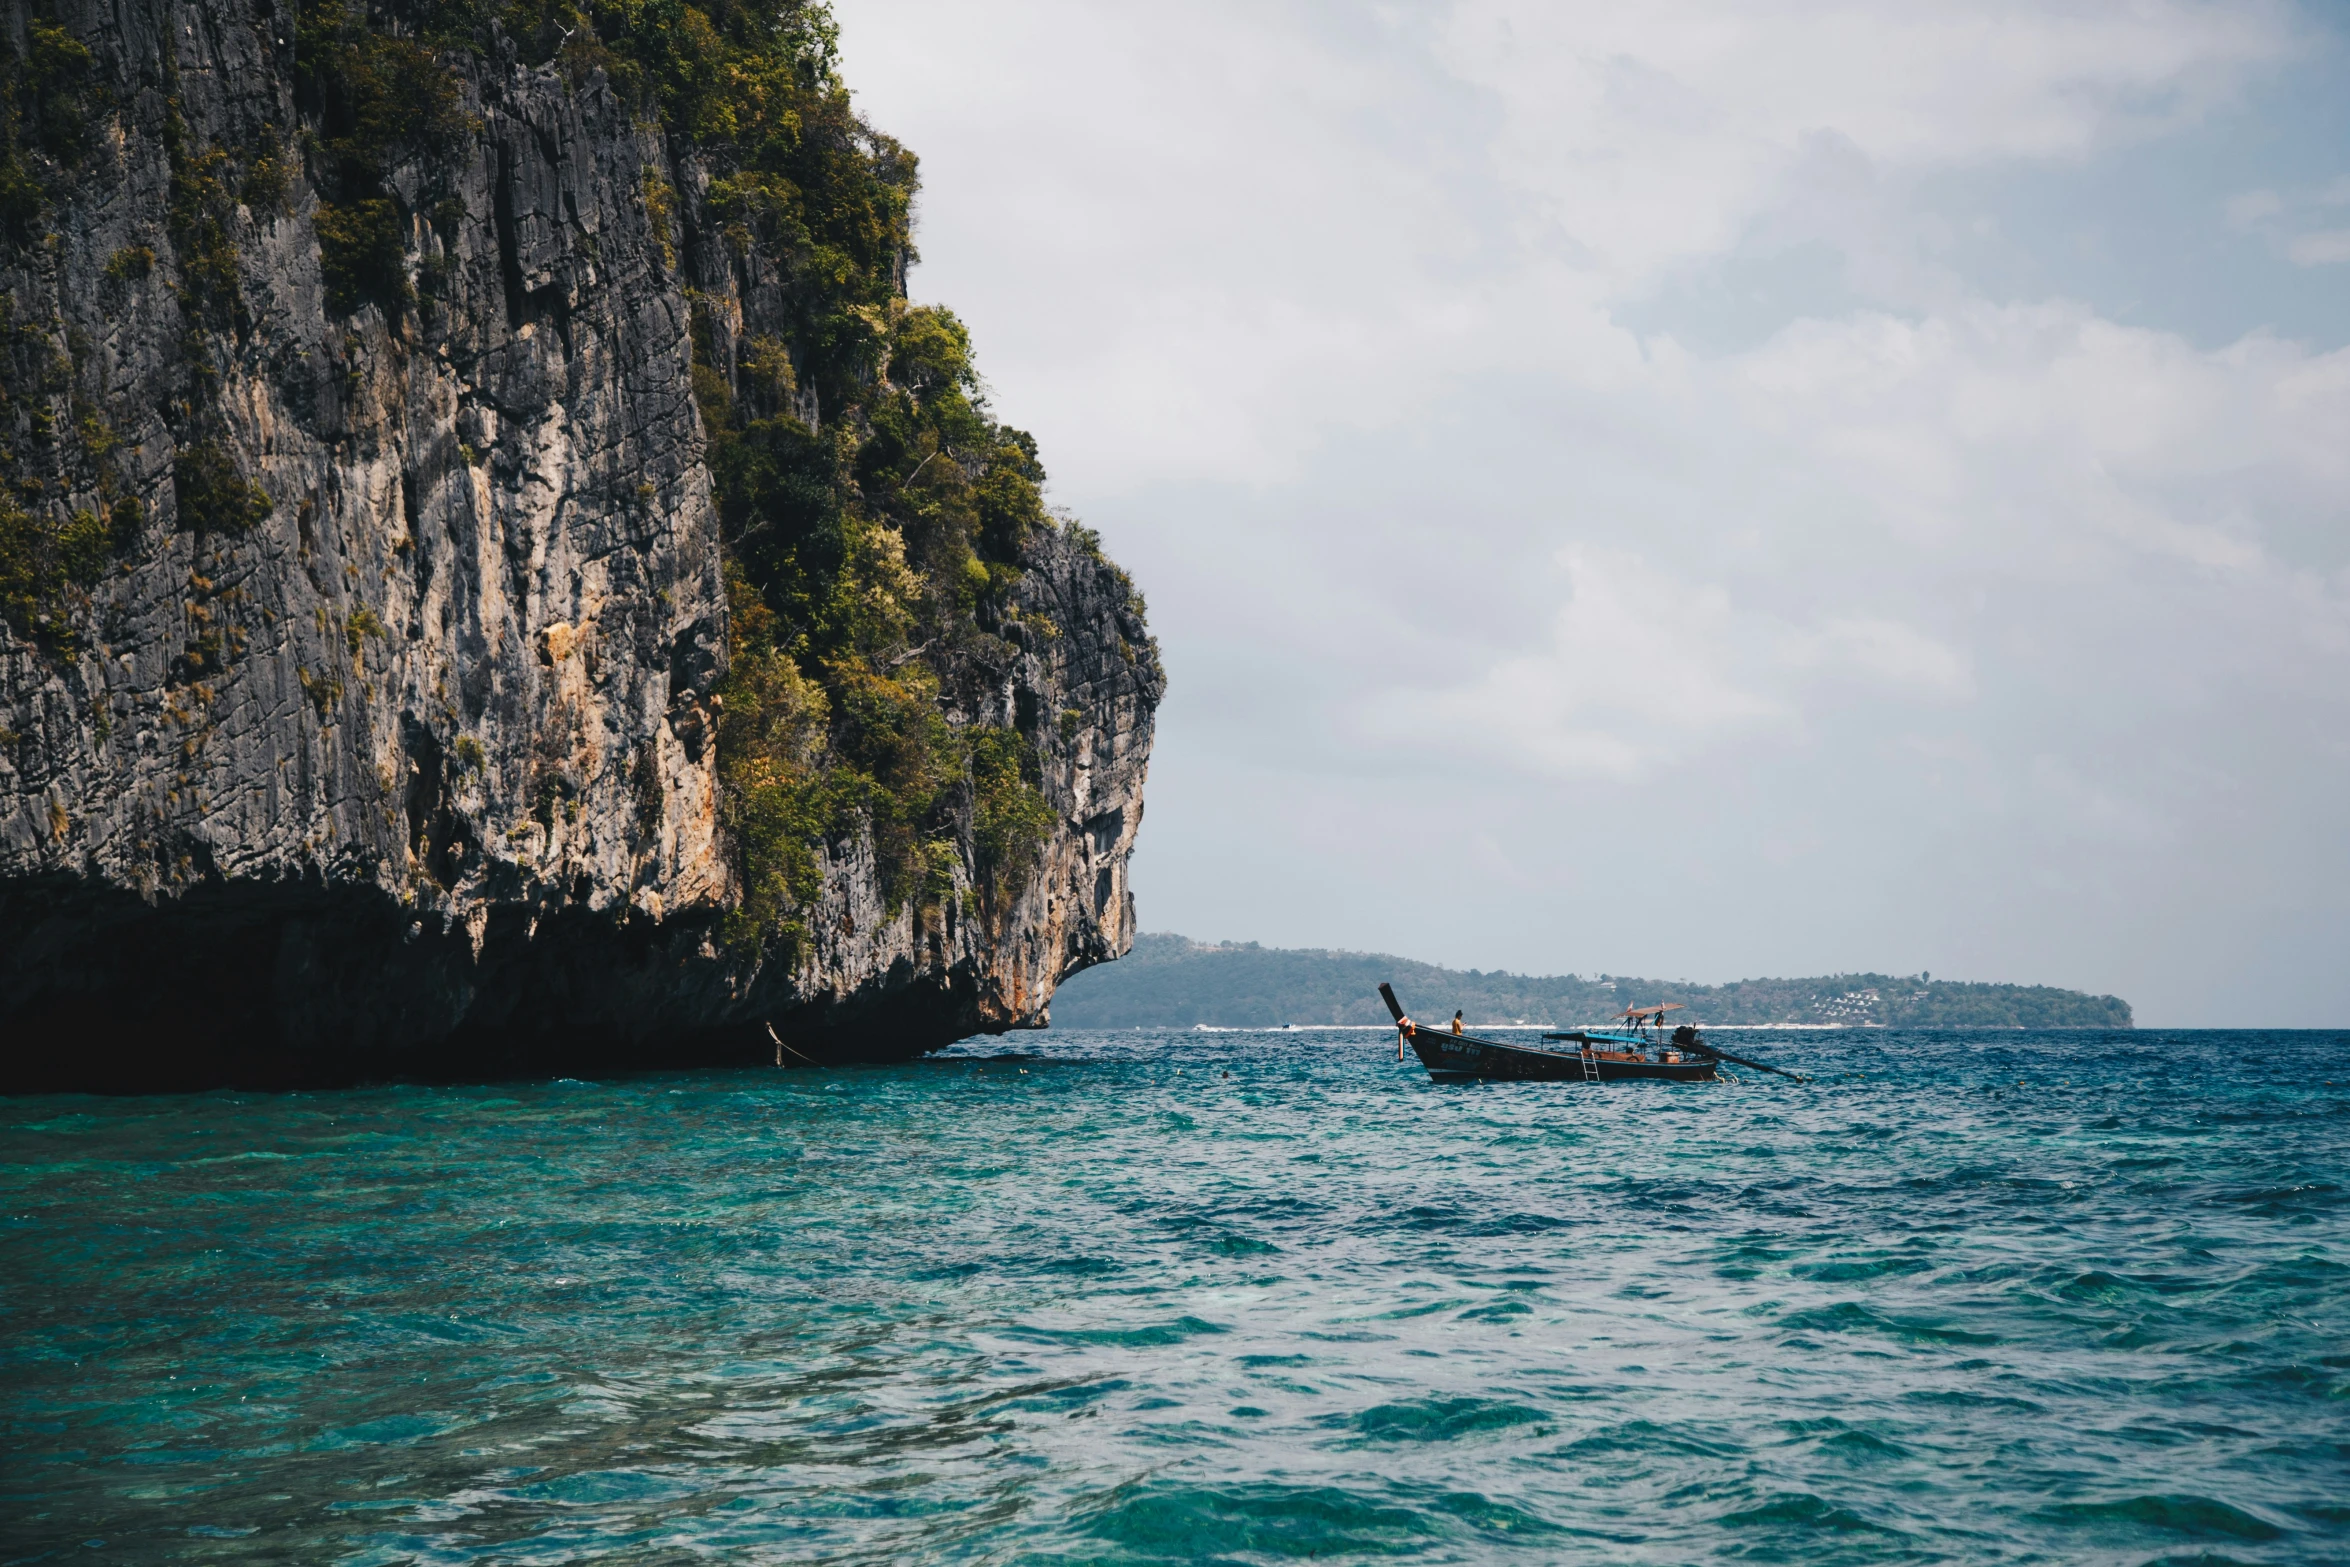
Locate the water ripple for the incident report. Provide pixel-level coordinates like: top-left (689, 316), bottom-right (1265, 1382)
top-left (2, 1027), bottom-right (2345, 1564)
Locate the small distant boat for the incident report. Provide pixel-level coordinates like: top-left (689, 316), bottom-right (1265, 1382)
top-left (1379, 983), bottom-right (1803, 1084)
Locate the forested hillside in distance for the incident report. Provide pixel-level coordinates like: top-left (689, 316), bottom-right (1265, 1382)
top-left (1049, 935), bottom-right (2134, 1030)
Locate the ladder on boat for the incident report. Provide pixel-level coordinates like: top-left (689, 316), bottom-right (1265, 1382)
top-left (1580, 1049), bottom-right (1599, 1083)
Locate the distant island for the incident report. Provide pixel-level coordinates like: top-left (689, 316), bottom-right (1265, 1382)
top-left (1052, 934), bottom-right (2133, 1030)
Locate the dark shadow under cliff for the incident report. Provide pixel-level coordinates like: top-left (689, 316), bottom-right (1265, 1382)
top-left (0, 878), bottom-right (1014, 1093)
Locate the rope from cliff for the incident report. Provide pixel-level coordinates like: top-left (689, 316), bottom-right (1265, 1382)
top-left (767, 1023), bottom-right (823, 1069)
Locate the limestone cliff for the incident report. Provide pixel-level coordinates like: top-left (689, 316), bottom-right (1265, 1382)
top-left (0, 0), bottom-right (1160, 1088)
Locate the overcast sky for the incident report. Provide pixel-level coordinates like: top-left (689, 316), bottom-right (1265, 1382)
top-left (831, 0), bottom-right (2350, 1025)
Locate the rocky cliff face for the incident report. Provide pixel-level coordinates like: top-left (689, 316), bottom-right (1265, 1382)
top-left (0, 0), bottom-right (1160, 1088)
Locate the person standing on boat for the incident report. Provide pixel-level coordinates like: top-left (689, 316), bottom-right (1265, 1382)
top-left (1451, 1011), bottom-right (1464, 1035)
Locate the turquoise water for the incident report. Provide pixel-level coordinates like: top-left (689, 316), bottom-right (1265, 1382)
top-left (4, 1028), bottom-right (2346, 1565)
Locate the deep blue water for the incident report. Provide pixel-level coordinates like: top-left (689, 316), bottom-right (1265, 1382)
top-left (3, 1028), bottom-right (2346, 1565)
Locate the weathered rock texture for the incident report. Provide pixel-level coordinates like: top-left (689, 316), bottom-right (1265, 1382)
top-left (0, 0), bottom-right (1160, 1088)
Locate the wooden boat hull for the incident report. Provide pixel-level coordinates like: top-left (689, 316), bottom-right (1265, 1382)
top-left (1405, 1029), bottom-right (1718, 1084)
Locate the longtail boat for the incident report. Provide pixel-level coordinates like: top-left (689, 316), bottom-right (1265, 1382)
top-left (1379, 983), bottom-right (1804, 1084)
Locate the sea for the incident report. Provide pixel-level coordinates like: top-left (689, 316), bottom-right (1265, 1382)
top-left (3, 1028), bottom-right (2345, 1565)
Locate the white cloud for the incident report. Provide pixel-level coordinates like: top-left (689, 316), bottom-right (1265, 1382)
top-left (1382, 550), bottom-right (1986, 780)
top-left (844, 0), bottom-right (2307, 496)
top-left (1436, 0), bottom-right (2298, 284)
top-left (1382, 548), bottom-right (1782, 779)
top-left (2224, 172), bottom-right (2350, 267)
top-left (2226, 188), bottom-right (2285, 226)
top-left (839, 0), bottom-right (1543, 488)
top-left (2287, 229), bottom-right (2350, 266)
top-left (1787, 617), bottom-right (1975, 701)
top-left (834, 0), bottom-right (2350, 1020)
top-left (1709, 301), bottom-right (2350, 580)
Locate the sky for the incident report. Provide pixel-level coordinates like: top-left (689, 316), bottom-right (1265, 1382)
top-left (830, 0), bottom-right (2350, 1025)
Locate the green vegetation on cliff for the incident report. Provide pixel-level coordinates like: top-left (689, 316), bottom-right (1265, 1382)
top-left (294, 2), bottom-right (474, 315)
top-left (1050, 934), bottom-right (2134, 1030)
top-left (2, 0), bottom-right (1123, 955)
top-left (474, 0), bottom-right (1082, 954)
top-left (0, 12), bottom-right (102, 243)
top-left (254, 0), bottom-right (1080, 956)
top-left (0, 15), bottom-right (121, 643)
